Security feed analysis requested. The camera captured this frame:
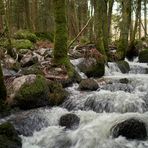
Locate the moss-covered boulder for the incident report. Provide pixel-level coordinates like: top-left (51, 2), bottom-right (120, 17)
top-left (0, 122), bottom-right (22, 148)
top-left (13, 75), bottom-right (49, 109)
top-left (48, 81), bottom-right (69, 106)
top-left (14, 30), bottom-right (37, 43)
top-left (79, 79), bottom-right (99, 91)
top-left (78, 58), bottom-right (105, 78)
top-left (116, 61), bottom-right (130, 73)
top-left (139, 49), bottom-right (148, 63)
top-left (13, 39), bottom-right (33, 49)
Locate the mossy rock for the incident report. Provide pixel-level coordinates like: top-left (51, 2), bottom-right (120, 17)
top-left (14, 30), bottom-right (37, 43)
top-left (139, 49), bottom-right (148, 63)
top-left (35, 32), bottom-right (54, 42)
top-left (79, 79), bottom-right (99, 91)
top-left (13, 39), bottom-right (33, 49)
top-left (58, 70), bottom-right (82, 87)
top-left (78, 58), bottom-right (105, 78)
top-left (116, 61), bottom-right (130, 73)
top-left (20, 65), bottom-right (43, 75)
top-left (0, 122), bottom-right (22, 148)
top-left (18, 49), bottom-right (29, 54)
top-left (48, 81), bottom-right (69, 106)
top-left (14, 75), bottom-right (49, 110)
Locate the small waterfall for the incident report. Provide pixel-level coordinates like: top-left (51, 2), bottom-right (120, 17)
top-left (2, 58), bottom-right (148, 148)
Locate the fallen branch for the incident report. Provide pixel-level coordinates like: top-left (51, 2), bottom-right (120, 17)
top-left (68, 17), bottom-right (93, 49)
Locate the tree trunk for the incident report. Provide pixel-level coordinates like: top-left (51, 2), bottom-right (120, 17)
top-left (53, 0), bottom-right (73, 75)
top-left (108, 0), bottom-right (114, 42)
top-left (95, 0), bottom-right (108, 55)
top-left (144, 0), bottom-right (147, 37)
top-left (24, 0), bottom-right (32, 30)
top-left (118, 0), bottom-right (131, 59)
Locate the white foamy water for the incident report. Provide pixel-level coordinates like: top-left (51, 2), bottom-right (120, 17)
top-left (3, 58), bottom-right (148, 148)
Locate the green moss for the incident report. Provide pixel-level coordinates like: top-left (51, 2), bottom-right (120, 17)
top-left (0, 122), bottom-right (22, 148)
top-left (139, 49), bottom-right (148, 63)
top-left (13, 39), bottom-right (33, 49)
top-left (14, 75), bottom-right (49, 109)
top-left (14, 30), bottom-right (37, 43)
top-left (0, 63), bottom-right (7, 100)
top-left (21, 65), bottom-right (44, 75)
top-left (116, 61), bottom-right (130, 73)
top-left (48, 81), bottom-right (69, 106)
top-left (35, 32), bottom-right (54, 42)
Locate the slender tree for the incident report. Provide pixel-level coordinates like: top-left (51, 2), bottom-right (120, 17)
top-left (53, 0), bottom-right (73, 75)
top-left (117, 0), bottom-right (131, 59)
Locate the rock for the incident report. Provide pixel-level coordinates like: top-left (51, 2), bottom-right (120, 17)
top-left (20, 52), bottom-right (38, 67)
top-left (0, 122), bottom-right (22, 148)
top-left (12, 75), bottom-right (49, 109)
top-left (0, 100), bottom-right (10, 118)
top-left (14, 30), bottom-right (37, 43)
top-left (116, 61), bottom-right (130, 73)
top-left (59, 113), bottom-right (80, 130)
top-left (20, 64), bottom-right (43, 75)
top-left (139, 49), bottom-right (148, 63)
top-left (119, 78), bottom-right (129, 84)
top-left (111, 118), bottom-right (147, 140)
top-left (9, 109), bottom-right (49, 136)
top-left (58, 70), bottom-right (82, 87)
top-left (48, 81), bottom-right (69, 106)
top-left (18, 49), bottom-right (29, 54)
top-left (4, 55), bottom-right (20, 71)
top-left (79, 79), bottom-right (99, 91)
top-left (78, 58), bottom-right (105, 78)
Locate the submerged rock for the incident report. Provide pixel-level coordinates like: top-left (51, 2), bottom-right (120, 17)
top-left (79, 79), bottom-right (99, 91)
top-left (0, 122), bottom-right (22, 148)
top-left (78, 58), bottom-right (105, 78)
top-left (9, 109), bottom-right (49, 136)
top-left (111, 118), bottom-right (147, 140)
top-left (59, 113), bottom-right (80, 130)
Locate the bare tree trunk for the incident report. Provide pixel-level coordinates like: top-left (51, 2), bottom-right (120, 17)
top-left (108, 0), bottom-right (114, 42)
top-left (144, 0), bottom-right (147, 37)
top-left (118, 0), bottom-right (131, 59)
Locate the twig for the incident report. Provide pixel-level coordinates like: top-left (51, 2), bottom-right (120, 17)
top-left (68, 17), bottom-right (93, 49)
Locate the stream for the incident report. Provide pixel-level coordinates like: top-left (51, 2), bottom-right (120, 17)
top-left (1, 58), bottom-right (148, 148)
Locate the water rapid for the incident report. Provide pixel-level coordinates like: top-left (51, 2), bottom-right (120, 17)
top-left (2, 59), bottom-right (148, 148)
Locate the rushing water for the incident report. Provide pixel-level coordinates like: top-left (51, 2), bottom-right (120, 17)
top-left (2, 59), bottom-right (148, 148)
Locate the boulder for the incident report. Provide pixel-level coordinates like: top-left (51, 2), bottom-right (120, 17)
top-left (12, 75), bottom-right (49, 109)
top-left (79, 79), bottom-right (99, 91)
top-left (116, 61), bottom-right (130, 73)
top-left (0, 122), bottom-right (22, 148)
top-left (78, 58), bottom-right (105, 78)
top-left (20, 53), bottom-right (38, 67)
top-left (139, 49), bottom-right (148, 63)
top-left (48, 81), bottom-right (69, 106)
top-left (111, 118), bottom-right (147, 140)
top-left (59, 113), bottom-right (80, 130)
